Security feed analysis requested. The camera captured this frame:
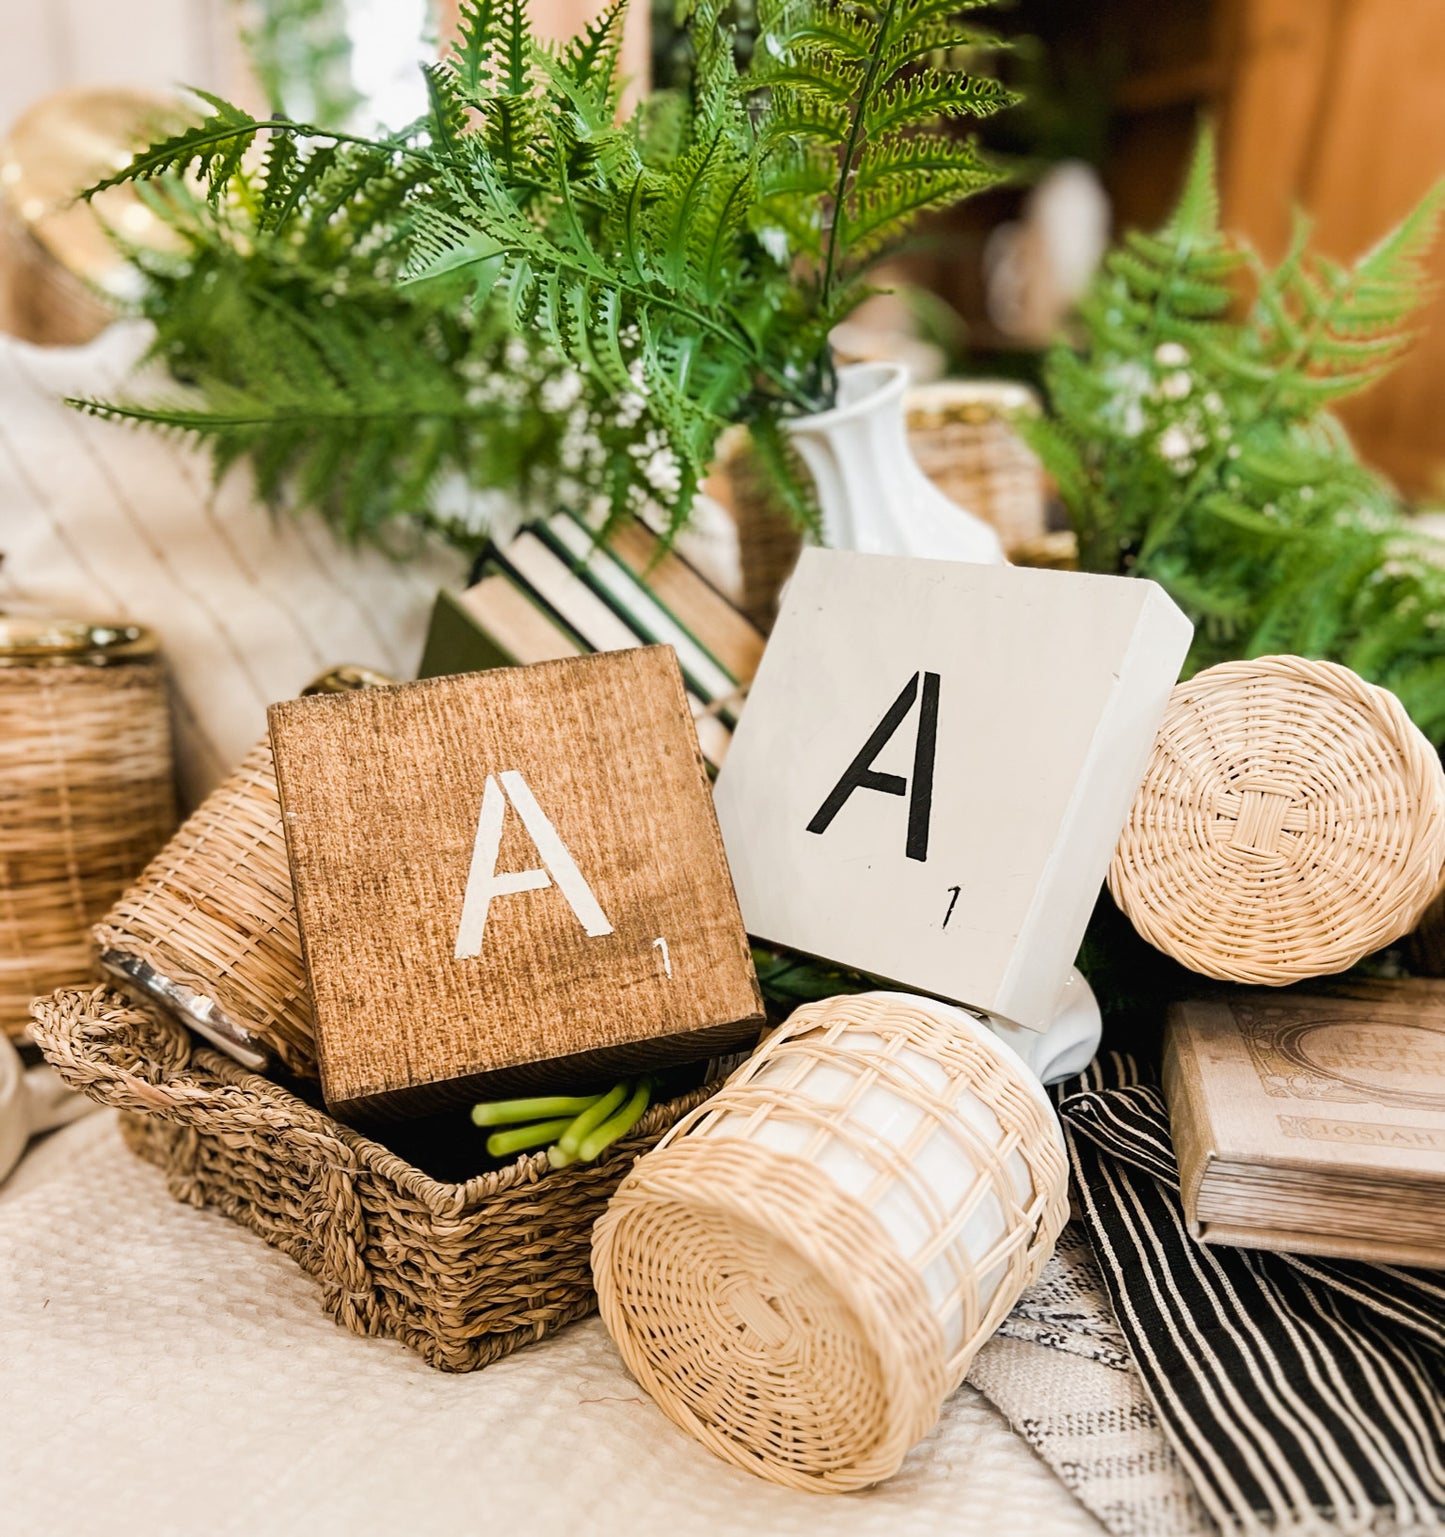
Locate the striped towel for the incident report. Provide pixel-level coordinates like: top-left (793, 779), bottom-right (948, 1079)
top-left (1059, 1054), bottom-right (1445, 1536)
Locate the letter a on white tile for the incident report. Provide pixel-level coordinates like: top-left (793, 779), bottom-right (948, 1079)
top-left (454, 770), bottom-right (613, 959)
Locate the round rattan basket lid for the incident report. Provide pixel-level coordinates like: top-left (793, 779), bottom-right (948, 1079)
top-left (1109, 655), bottom-right (1445, 985)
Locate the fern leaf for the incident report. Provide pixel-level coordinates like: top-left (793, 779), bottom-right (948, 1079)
top-left (842, 164), bottom-right (997, 261)
top-left (1162, 124), bottom-right (1221, 246)
top-left (86, 94), bottom-right (270, 199)
top-left (863, 69), bottom-right (1016, 137)
top-left (880, 19), bottom-right (1006, 76)
top-left (749, 46), bottom-right (865, 103)
top-left (451, 0), bottom-right (504, 95)
top-left (852, 132), bottom-right (989, 194)
top-left (757, 86), bottom-right (851, 148)
top-left (423, 64), bottom-right (470, 156)
top-left (561, 0), bottom-right (626, 102)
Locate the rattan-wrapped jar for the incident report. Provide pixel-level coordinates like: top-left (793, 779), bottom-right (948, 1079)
top-left (592, 991), bottom-right (1069, 1491)
top-left (0, 618), bottom-right (175, 1035)
top-left (1110, 655), bottom-right (1445, 984)
top-left (94, 665), bottom-right (391, 1076)
top-left (0, 88), bottom-right (175, 345)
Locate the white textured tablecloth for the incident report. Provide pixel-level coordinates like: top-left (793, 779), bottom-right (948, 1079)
top-left (0, 1112), bottom-right (1102, 1537)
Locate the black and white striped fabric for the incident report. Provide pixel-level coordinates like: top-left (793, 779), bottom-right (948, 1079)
top-left (1059, 1054), bottom-right (1445, 1535)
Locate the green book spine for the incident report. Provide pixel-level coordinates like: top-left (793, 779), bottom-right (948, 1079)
top-left (416, 588), bottom-right (521, 680)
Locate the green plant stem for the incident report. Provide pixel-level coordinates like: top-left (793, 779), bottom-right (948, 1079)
top-left (556, 1082), bottom-right (628, 1158)
top-left (471, 1092), bottom-right (604, 1127)
top-left (576, 1079), bottom-right (653, 1161)
top-left (485, 1116), bottom-right (578, 1157)
top-left (819, 0), bottom-right (900, 312)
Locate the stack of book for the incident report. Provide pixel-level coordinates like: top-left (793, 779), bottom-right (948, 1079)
top-left (1164, 983), bottom-right (1445, 1268)
top-left (418, 510), bottom-right (766, 771)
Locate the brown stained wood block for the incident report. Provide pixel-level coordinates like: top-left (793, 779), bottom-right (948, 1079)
top-left (269, 647), bottom-right (763, 1120)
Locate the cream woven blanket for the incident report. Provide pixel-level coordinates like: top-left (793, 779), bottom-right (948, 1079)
top-left (1, 1112), bottom-right (1111, 1537)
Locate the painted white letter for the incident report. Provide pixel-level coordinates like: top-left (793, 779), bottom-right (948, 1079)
top-left (454, 772), bottom-right (613, 959)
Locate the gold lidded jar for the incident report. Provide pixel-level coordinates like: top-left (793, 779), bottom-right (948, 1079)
top-left (0, 617), bottom-right (176, 1035)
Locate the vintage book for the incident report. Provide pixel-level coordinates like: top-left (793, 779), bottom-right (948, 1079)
top-left (1164, 989), bottom-right (1445, 1267)
top-left (713, 550), bottom-right (1192, 1033)
top-left (269, 648), bottom-right (764, 1121)
top-left (416, 511), bottom-right (763, 772)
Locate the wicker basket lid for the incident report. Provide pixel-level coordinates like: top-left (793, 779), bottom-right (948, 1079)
top-left (0, 617), bottom-right (156, 667)
top-left (1109, 655), bottom-right (1445, 985)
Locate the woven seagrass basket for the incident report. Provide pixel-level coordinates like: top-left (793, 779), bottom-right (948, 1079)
top-left (0, 622), bottom-right (176, 1036)
top-left (1110, 655), bottom-right (1445, 985)
top-left (94, 666), bottom-right (390, 1077)
top-left (593, 991), bottom-right (1069, 1491)
top-left (31, 984), bottom-right (720, 1372)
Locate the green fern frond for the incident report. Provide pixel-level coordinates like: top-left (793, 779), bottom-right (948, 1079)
top-left (562, 0), bottom-right (626, 99)
top-left (1036, 123), bottom-right (1445, 745)
top-left (80, 0), bottom-right (1015, 555)
top-left (863, 68), bottom-right (1015, 137)
top-left (1161, 123), bottom-right (1221, 245)
top-left (1248, 178), bottom-right (1444, 410)
top-left (87, 93), bottom-right (272, 200)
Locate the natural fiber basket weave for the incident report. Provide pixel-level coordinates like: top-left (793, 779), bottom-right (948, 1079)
top-left (592, 991), bottom-right (1068, 1491)
top-left (94, 738), bottom-right (317, 1076)
top-left (1110, 655), bottom-right (1445, 985)
top-left (30, 984), bottom-right (719, 1372)
top-left (1, 647), bottom-right (175, 1036)
top-left (94, 666), bottom-right (390, 1076)
top-left (904, 380), bottom-right (1047, 554)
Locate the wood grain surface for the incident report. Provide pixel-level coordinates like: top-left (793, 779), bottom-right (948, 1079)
top-left (269, 647), bottom-right (762, 1120)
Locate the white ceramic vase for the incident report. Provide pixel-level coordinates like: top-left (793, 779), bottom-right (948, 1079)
top-left (783, 360), bottom-right (1005, 564)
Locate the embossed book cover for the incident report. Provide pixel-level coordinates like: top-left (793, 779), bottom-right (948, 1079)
top-left (1164, 988), bottom-right (1445, 1267)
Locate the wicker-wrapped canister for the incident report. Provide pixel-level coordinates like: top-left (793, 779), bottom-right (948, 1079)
top-left (0, 619), bottom-right (175, 1036)
top-left (94, 665), bottom-right (391, 1077)
top-left (592, 991), bottom-right (1069, 1492)
top-left (30, 985), bottom-right (720, 1372)
top-left (903, 380), bottom-right (1047, 554)
top-left (1110, 655), bottom-right (1445, 985)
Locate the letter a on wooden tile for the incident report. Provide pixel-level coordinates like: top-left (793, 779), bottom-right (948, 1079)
top-left (713, 551), bottom-right (1193, 1033)
top-left (270, 648), bottom-right (762, 1119)
top-left (454, 772), bottom-right (613, 958)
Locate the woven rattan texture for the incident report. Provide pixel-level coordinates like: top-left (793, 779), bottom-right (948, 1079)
top-left (29, 985), bottom-right (717, 1372)
top-left (94, 738), bottom-right (316, 1075)
top-left (593, 993), bottom-right (1069, 1492)
top-left (0, 663), bottom-right (175, 1035)
top-left (1110, 655), bottom-right (1445, 985)
top-left (905, 382), bottom-right (1046, 553)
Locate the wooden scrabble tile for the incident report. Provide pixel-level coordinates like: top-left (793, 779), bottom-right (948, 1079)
top-left (713, 550), bottom-right (1192, 1033)
top-left (269, 648), bottom-right (763, 1119)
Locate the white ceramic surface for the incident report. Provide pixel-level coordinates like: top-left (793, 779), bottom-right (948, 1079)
top-left (784, 362), bottom-right (1005, 565)
top-left (979, 967), bottom-right (1102, 1086)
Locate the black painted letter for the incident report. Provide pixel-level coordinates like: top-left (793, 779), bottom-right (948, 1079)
top-left (806, 671), bottom-right (940, 862)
